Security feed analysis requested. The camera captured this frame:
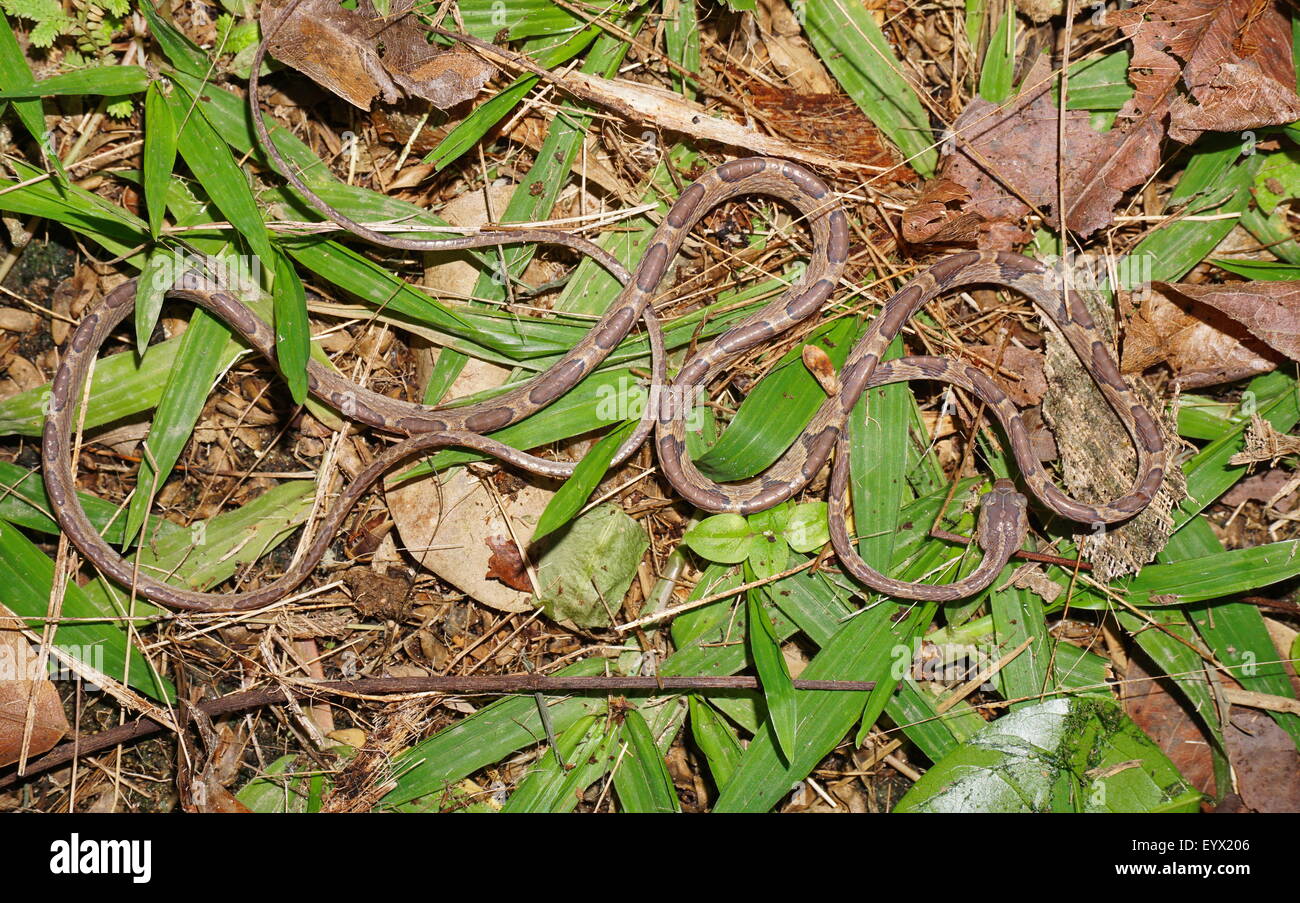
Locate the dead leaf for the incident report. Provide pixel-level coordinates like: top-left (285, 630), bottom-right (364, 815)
top-left (1122, 653), bottom-right (1218, 799)
top-left (1221, 466), bottom-right (1300, 506)
top-left (387, 468), bottom-right (547, 612)
top-left (936, 57), bottom-right (1154, 238)
top-left (1222, 707), bottom-right (1300, 811)
top-left (901, 178), bottom-right (982, 244)
top-left (485, 534), bottom-right (532, 593)
top-left (962, 344), bottom-right (1047, 406)
top-left (1124, 285), bottom-right (1285, 388)
top-left (263, 0), bottom-right (493, 110)
top-left (1152, 279), bottom-right (1300, 363)
top-left (1113, 0), bottom-right (1300, 145)
top-left (0, 615), bottom-right (70, 768)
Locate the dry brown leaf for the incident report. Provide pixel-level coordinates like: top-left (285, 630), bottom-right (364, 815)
top-left (0, 616), bottom-right (70, 768)
top-left (1152, 279), bottom-right (1300, 362)
top-left (900, 177), bottom-right (982, 244)
top-left (387, 468), bottom-right (547, 612)
top-left (963, 344), bottom-right (1047, 406)
top-left (1221, 466), bottom-right (1300, 506)
top-left (1124, 285), bottom-right (1284, 388)
top-left (484, 534), bottom-right (533, 593)
top-left (1113, 0), bottom-right (1300, 145)
top-left (936, 57), bottom-right (1153, 238)
top-left (263, 0), bottom-right (493, 110)
top-left (754, 0), bottom-right (838, 94)
top-left (1122, 653), bottom-right (1217, 799)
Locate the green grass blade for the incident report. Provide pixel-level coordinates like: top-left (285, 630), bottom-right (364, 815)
top-left (0, 462), bottom-right (184, 545)
top-left (0, 66), bottom-right (148, 97)
top-left (381, 658), bottom-right (609, 807)
top-left (0, 12), bottom-right (48, 163)
top-left (688, 694), bottom-right (744, 791)
top-left (695, 317), bottom-right (859, 481)
top-left (978, 11), bottom-right (1014, 102)
top-left (746, 574), bottom-right (798, 763)
top-left (166, 83), bottom-right (275, 268)
top-left (664, 0), bottom-right (701, 99)
top-left (0, 519), bottom-right (173, 702)
top-left (142, 82), bottom-right (177, 241)
top-left (272, 247), bottom-right (310, 403)
top-left (532, 418), bottom-right (637, 542)
top-left (614, 708), bottom-right (681, 812)
top-left (122, 306), bottom-right (235, 547)
top-left (139, 1), bottom-right (209, 77)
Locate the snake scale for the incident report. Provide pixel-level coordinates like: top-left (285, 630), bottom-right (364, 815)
top-left (39, 37), bottom-right (1165, 611)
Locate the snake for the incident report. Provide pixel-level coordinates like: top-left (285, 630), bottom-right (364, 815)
top-left (38, 32), bottom-right (1165, 610)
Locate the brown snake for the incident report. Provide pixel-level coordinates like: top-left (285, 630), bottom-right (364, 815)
top-left (39, 36), bottom-right (1165, 611)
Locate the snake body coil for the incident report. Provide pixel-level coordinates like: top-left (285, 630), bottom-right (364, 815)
top-left (42, 143), bottom-right (1164, 609)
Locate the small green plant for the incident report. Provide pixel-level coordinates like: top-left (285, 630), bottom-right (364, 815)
top-left (3, 0), bottom-right (134, 114)
top-left (2, 0), bottom-right (129, 51)
top-left (681, 500), bottom-right (830, 579)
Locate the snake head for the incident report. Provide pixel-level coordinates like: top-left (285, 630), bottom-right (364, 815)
top-left (975, 479), bottom-right (1030, 554)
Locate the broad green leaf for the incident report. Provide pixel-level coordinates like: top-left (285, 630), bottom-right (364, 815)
top-left (746, 531), bottom-right (789, 580)
top-left (894, 699), bottom-right (1202, 813)
top-left (682, 513), bottom-right (752, 564)
top-left (783, 501), bottom-right (829, 553)
top-left (534, 504), bottom-right (648, 629)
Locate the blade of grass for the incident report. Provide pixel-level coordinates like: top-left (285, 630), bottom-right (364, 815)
top-left (0, 519), bottom-right (173, 701)
top-left (746, 565), bottom-right (798, 763)
top-left (142, 81), bottom-right (177, 243)
top-left (614, 707), bottom-right (681, 812)
top-left (0, 66), bottom-right (149, 97)
top-left (532, 418), bottom-right (637, 542)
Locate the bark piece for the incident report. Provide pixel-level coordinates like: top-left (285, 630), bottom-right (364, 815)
top-left (1042, 290), bottom-right (1181, 581)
